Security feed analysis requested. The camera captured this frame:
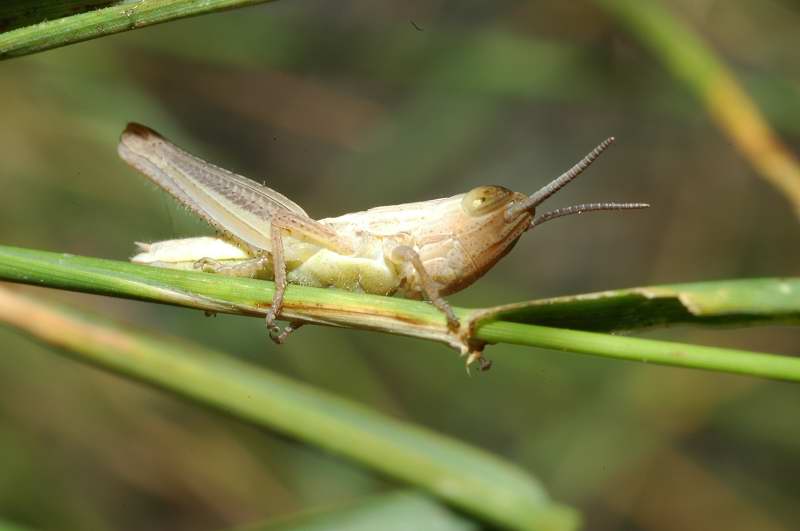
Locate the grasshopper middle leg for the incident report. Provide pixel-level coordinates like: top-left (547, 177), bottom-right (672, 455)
top-left (390, 245), bottom-right (459, 331)
top-left (391, 245), bottom-right (490, 371)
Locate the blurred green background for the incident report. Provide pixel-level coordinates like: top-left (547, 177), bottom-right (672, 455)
top-left (1, 1), bottom-right (799, 530)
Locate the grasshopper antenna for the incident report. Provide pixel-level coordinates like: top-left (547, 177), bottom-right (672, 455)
top-left (528, 202), bottom-right (650, 230)
top-left (506, 137), bottom-right (616, 220)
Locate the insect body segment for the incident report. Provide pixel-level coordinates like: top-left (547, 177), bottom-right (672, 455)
top-left (121, 123), bottom-right (648, 370)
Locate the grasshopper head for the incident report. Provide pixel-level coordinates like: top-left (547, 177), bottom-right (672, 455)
top-left (451, 185), bottom-right (533, 292)
top-left (459, 183), bottom-right (531, 266)
top-left (450, 138), bottom-right (648, 293)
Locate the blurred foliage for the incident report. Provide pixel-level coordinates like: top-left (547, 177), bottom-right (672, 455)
top-left (236, 491), bottom-right (478, 530)
top-left (0, 1), bottom-right (799, 531)
top-left (596, 0), bottom-right (800, 215)
top-left (0, 287), bottom-right (577, 530)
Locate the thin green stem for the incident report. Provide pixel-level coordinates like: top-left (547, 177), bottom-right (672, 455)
top-left (0, 0), bottom-right (276, 60)
top-left (481, 321), bottom-right (800, 382)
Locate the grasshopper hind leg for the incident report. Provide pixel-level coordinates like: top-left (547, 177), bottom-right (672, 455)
top-left (193, 253), bottom-right (305, 343)
top-left (390, 245), bottom-right (491, 371)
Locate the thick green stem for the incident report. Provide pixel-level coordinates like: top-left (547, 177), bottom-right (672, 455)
top-left (0, 245), bottom-right (798, 382)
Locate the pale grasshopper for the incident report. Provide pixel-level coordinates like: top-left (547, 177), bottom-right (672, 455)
top-left (119, 123), bottom-right (648, 369)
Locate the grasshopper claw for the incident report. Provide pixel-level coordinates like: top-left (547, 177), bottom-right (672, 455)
top-left (461, 348), bottom-right (491, 375)
top-left (270, 321), bottom-right (304, 344)
top-left (464, 345), bottom-right (491, 372)
top-left (465, 350), bottom-right (482, 367)
top-left (453, 310), bottom-right (494, 372)
top-left (265, 316), bottom-right (283, 343)
top-left (448, 316), bottom-right (490, 373)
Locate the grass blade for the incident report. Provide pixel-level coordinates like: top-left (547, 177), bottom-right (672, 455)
top-left (477, 279), bottom-right (800, 331)
top-left (0, 0), bottom-right (276, 60)
top-left (0, 286), bottom-right (578, 531)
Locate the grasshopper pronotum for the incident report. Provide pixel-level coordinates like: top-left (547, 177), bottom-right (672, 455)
top-left (119, 123), bottom-right (648, 369)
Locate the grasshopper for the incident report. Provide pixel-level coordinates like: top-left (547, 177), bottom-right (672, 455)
top-left (119, 123), bottom-right (648, 369)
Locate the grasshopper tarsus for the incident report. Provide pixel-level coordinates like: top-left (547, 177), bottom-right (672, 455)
top-left (266, 319), bottom-right (283, 343)
top-left (194, 255), bottom-right (269, 277)
top-left (265, 309), bottom-right (299, 344)
top-left (275, 321), bottom-right (304, 344)
top-left (265, 319), bottom-right (281, 341)
top-left (463, 351), bottom-right (491, 375)
top-left (267, 320), bottom-right (304, 344)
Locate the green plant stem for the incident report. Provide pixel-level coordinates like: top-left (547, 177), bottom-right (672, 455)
top-left (480, 321), bottom-right (800, 382)
top-left (0, 245), bottom-right (798, 382)
top-left (0, 287), bottom-right (577, 531)
top-left (0, 0), bottom-right (276, 60)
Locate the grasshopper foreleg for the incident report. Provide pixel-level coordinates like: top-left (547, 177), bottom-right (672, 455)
top-left (266, 221), bottom-right (288, 341)
top-left (264, 211), bottom-right (355, 344)
top-left (187, 226), bottom-right (303, 343)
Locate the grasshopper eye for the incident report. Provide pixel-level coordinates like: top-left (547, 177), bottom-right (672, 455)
top-left (462, 186), bottom-right (514, 216)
